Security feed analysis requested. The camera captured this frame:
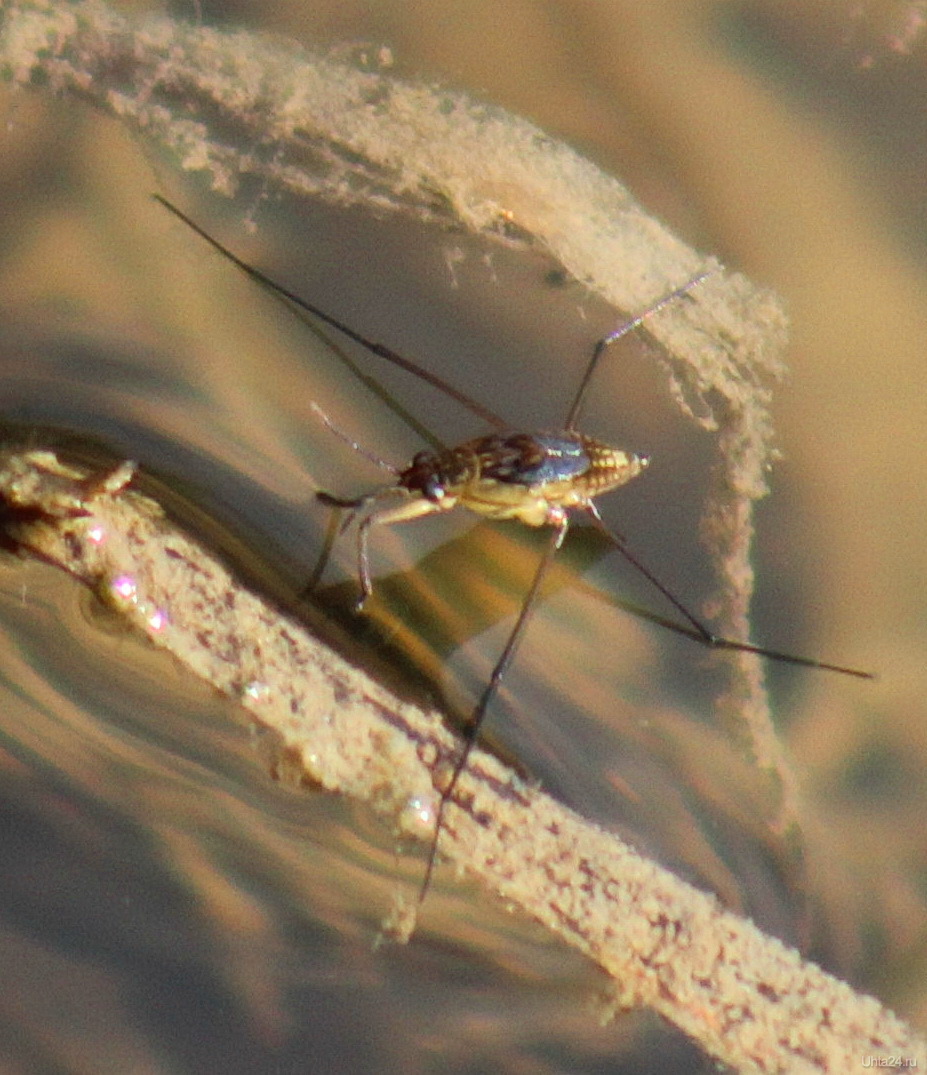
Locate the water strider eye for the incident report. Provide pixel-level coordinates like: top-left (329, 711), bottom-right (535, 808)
top-left (422, 478), bottom-right (445, 502)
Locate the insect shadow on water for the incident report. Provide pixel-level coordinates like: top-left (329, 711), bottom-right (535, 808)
top-left (154, 195), bottom-right (873, 916)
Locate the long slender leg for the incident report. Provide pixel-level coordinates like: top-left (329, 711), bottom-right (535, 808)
top-left (154, 196), bottom-right (509, 432)
top-left (584, 502), bottom-right (713, 640)
top-left (306, 491), bottom-right (369, 603)
top-left (318, 491), bottom-right (446, 610)
top-left (303, 502), bottom-right (351, 594)
top-left (356, 515), bottom-right (375, 609)
top-left (583, 504), bottom-right (872, 678)
top-left (315, 490), bottom-right (392, 608)
top-left (564, 272), bottom-right (711, 431)
top-left (417, 517), bottom-right (570, 907)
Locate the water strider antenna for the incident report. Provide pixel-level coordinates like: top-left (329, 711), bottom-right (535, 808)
top-left (308, 402), bottom-right (398, 475)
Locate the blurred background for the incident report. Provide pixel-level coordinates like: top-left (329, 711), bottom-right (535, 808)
top-left (0, 1), bottom-right (925, 1071)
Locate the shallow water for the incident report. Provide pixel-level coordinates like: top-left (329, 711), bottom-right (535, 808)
top-left (1, 3), bottom-right (925, 1071)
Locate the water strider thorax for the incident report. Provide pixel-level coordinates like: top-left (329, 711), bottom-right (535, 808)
top-left (399, 431), bottom-right (649, 527)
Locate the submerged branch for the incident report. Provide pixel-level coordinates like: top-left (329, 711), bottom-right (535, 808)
top-left (0, 449), bottom-right (921, 1074)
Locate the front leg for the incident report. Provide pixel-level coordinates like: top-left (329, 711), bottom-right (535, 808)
top-left (322, 489), bottom-right (455, 611)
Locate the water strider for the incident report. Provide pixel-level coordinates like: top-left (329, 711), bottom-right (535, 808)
top-left (155, 195), bottom-right (872, 911)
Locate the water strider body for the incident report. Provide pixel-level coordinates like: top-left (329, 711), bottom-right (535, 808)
top-left (320, 430), bottom-right (649, 606)
top-left (155, 195), bottom-right (872, 919)
top-left (398, 432), bottom-right (647, 525)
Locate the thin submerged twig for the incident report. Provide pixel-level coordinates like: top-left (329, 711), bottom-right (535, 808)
top-left (0, 448), bottom-right (920, 1074)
